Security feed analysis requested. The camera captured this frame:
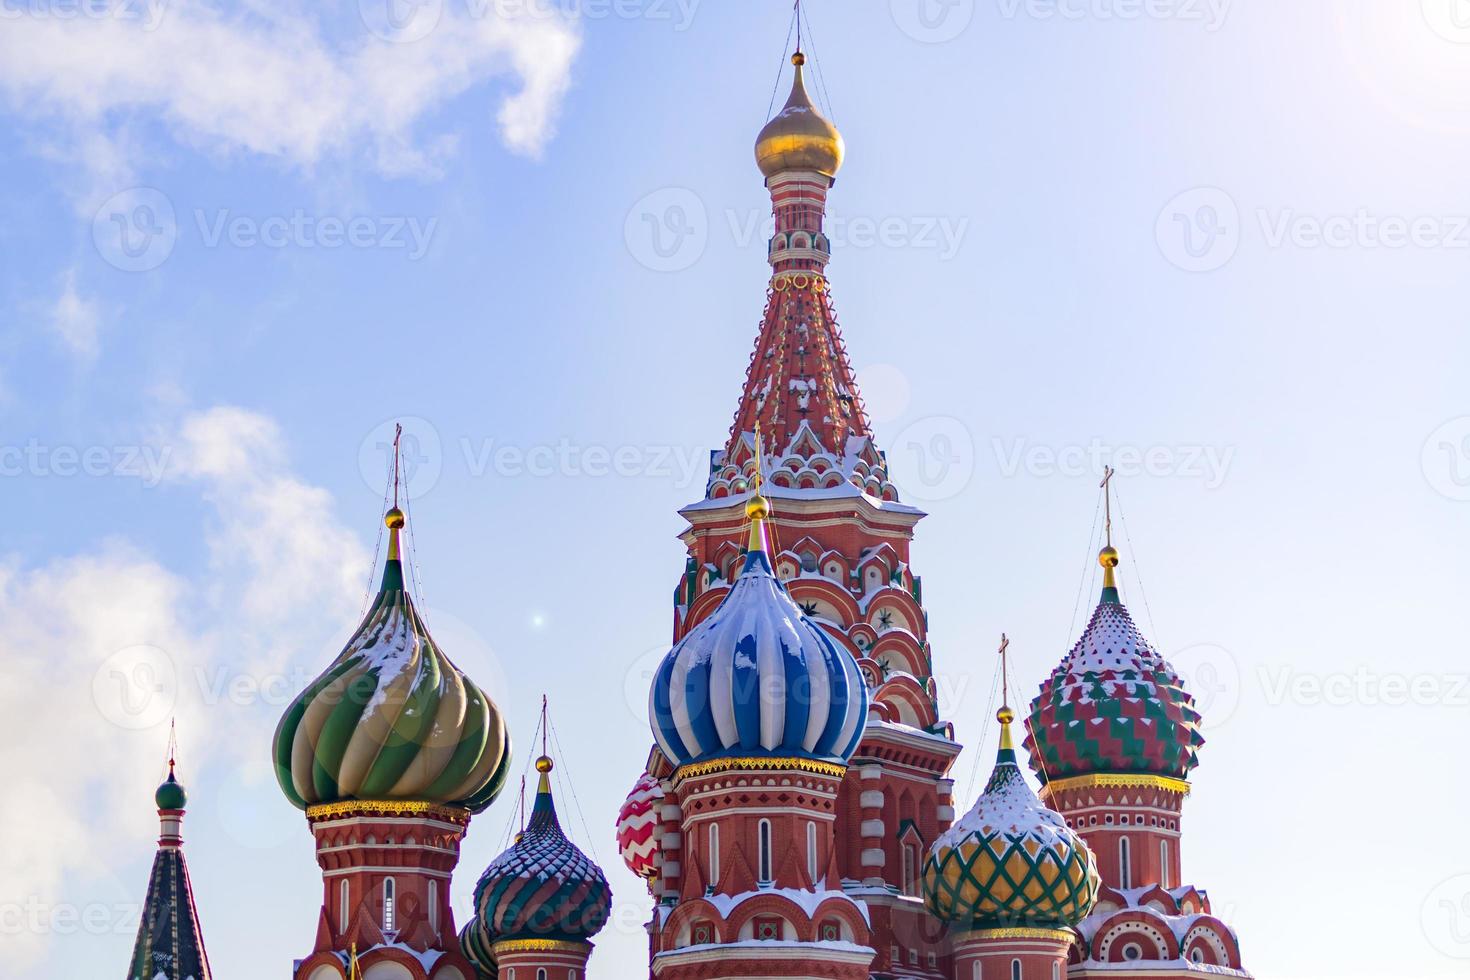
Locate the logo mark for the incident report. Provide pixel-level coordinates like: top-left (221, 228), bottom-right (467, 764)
top-left (1171, 643), bottom-right (1241, 729)
top-left (92, 188), bottom-right (177, 273)
top-left (1423, 0), bottom-right (1470, 42)
top-left (358, 417), bottom-right (443, 500)
top-left (1422, 417), bottom-right (1470, 501)
top-left (1423, 873), bottom-right (1470, 958)
top-left (890, 0), bottom-right (975, 43)
top-left (888, 415), bottom-right (976, 503)
top-left (359, 0), bottom-right (443, 42)
top-left (625, 188), bottom-right (708, 273)
top-left (92, 645), bottom-right (177, 730)
top-left (1156, 187), bottom-right (1240, 272)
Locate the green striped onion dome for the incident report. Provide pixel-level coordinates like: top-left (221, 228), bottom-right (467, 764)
top-left (459, 917), bottom-right (498, 980)
top-left (924, 713), bottom-right (1099, 929)
top-left (472, 758), bottom-right (612, 945)
top-left (273, 511), bottom-right (512, 813)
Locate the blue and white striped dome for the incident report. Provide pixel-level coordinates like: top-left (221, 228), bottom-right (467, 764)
top-left (649, 547), bottom-right (869, 770)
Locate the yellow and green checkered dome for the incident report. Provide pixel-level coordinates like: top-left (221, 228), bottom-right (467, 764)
top-left (924, 710), bottom-right (1099, 929)
top-left (273, 509), bottom-right (512, 814)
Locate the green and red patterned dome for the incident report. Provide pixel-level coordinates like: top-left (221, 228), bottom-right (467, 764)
top-left (472, 756), bottom-right (612, 945)
top-left (924, 705), bottom-right (1099, 929)
top-left (1023, 547), bottom-right (1204, 783)
top-left (273, 507), bottom-right (512, 813)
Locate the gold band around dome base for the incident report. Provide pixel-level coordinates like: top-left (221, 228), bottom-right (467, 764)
top-left (673, 757), bottom-right (847, 783)
top-left (305, 800), bottom-right (471, 823)
top-left (493, 938), bottom-right (591, 955)
top-left (1040, 773), bottom-right (1191, 797)
top-left (957, 927), bottom-right (1076, 943)
top-left (771, 272), bottom-right (826, 293)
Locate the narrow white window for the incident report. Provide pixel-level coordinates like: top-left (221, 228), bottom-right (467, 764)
top-left (1119, 838), bottom-right (1132, 889)
top-left (806, 822), bottom-right (818, 882)
top-left (1011, 959), bottom-right (1022, 980)
top-left (972, 962), bottom-right (981, 980)
top-left (429, 881), bottom-right (439, 931)
top-left (708, 824), bottom-right (720, 886)
top-left (902, 845), bottom-right (917, 897)
top-left (382, 877), bottom-right (396, 933)
top-left (1052, 964), bottom-right (1061, 980)
top-left (536, 971), bottom-right (547, 980)
top-left (338, 880), bottom-right (349, 933)
top-left (758, 820), bottom-right (773, 882)
top-left (1160, 840), bottom-right (1171, 889)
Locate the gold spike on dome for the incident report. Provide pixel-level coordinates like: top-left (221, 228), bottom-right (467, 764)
top-left (1099, 466), bottom-right (1121, 597)
top-left (755, 50), bottom-right (845, 179)
top-left (747, 423), bottom-right (772, 553)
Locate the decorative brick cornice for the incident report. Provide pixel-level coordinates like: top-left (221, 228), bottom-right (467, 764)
top-left (673, 757), bottom-right (847, 784)
top-left (305, 800), bottom-right (471, 824)
top-left (1040, 774), bottom-right (1190, 798)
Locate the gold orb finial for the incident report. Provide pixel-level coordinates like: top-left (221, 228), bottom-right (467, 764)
top-left (792, 50), bottom-right (806, 66)
top-left (535, 756), bottom-right (554, 774)
top-left (746, 493), bottom-right (771, 522)
top-left (1098, 545), bottom-right (1119, 569)
top-left (997, 706), bottom-right (1015, 726)
top-left (385, 507), bottom-right (406, 530)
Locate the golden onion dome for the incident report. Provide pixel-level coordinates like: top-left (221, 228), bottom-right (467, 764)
top-left (755, 52), bottom-right (845, 179)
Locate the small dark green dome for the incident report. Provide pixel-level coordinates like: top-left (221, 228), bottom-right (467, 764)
top-left (155, 772), bottom-right (187, 810)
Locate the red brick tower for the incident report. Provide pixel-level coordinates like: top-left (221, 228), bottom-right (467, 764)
top-left (624, 39), bottom-right (961, 980)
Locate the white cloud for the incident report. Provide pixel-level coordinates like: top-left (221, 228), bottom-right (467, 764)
top-left (49, 270), bottom-right (101, 360)
top-left (0, 405), bottom-right (369, 972)
top-left (0, 2), bottom-right (581, 190)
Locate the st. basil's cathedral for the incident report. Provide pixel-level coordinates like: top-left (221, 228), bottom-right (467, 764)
top-left (125, 33), bottom-right (1252, 980)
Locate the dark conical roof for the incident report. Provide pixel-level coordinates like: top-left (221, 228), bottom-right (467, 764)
top-left (128, 791), bottom-right (211, 980)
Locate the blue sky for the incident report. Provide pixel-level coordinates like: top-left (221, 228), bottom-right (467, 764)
top-left (3, 2), bottom-right (1469, 978)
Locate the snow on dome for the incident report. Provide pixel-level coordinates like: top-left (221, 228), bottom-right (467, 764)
top-left (616, 771), bottom-right (664, 881)
top-left (924, 728), bottom-right (1099, 929)
top-left (1024, 593), bottom-right (1204, 783)
top-left (649, 546), bottom-right (868, 770)
top-left (472, 760), bottom-right (612, 944)
top-left (273, 513), bottom-right (512, 813)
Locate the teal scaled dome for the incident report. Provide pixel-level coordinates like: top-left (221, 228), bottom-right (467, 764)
top-left (273, 507), bottom-right (512, 813)
top-left (472, 757), bottom-right (612, 945)
top-left (155, 769), bottom-right (187, 811)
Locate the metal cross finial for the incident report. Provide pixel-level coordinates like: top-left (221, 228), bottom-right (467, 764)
top-left (391, 422), bottom-right (403, 510)
top-left (752, 421), bottom-right (765, 496)
top-left (1100, 464), bottom-right (1115, 548)
top-left (998, 633), bottom-right (1010, 709)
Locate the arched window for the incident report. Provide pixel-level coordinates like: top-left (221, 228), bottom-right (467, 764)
top-left (1053, 963), bottom-right (1061, 980)
top-left (429, 880), bottom-right (439, 931)
top-left (709, 824), bottom-right (721, 886)
top-left (338, 880), bottom-right (349, 932)
top-left (1011, 959), bottom-right (1022, 980)
top-left (1160, 840), bottom-right (1171, 889)
top-left (902, 844), bottom-right (918, 897)
top-left (536, 970), bottom-right (547, 980)
top-left (1118, 838), bottom-right (1132, 889)
top-left (758, 820), bottom-right (773, 882)
top-left (806, 822), bottom-right (818, 882)
top-left (382, 877), bottom-right (397, 933)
